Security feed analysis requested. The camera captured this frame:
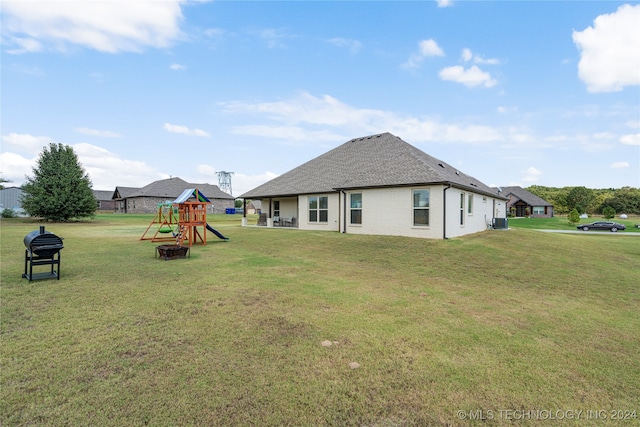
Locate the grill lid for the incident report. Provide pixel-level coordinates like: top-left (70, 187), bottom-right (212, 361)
top-left (24, 226), bottom-right (64, 251)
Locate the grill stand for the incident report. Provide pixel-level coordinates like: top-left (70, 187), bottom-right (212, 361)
top-left (23, 249), bottom-right (61, 281)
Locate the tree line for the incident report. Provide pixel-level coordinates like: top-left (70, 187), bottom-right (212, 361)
top-left (526, 185), bottom-right (640, 215)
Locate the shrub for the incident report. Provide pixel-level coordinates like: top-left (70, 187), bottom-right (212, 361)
top-left (602, 206), bottom-right (615, 220)
top-left (1, 208), bottom-right (16, 218)
top-left (567, 208), bottom-right (580, 225)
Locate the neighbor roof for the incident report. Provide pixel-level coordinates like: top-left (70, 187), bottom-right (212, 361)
top-left (127, 177), bottom-right (234, 200)
top-left (499, 186), bottom-right (553, 206)
top-left (112, 186), bottom-right (141, 200)
top-left (241, 132), bottom-right (504, 199)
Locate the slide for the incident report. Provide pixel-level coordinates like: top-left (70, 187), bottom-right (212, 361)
top-left (206, 223), bottom-right (229, 241)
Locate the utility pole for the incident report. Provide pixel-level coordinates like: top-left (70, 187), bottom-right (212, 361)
top-left (216, 171), bottom-right (234, 196)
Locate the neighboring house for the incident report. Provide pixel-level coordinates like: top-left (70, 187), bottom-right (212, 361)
top-left (246, 200), bottom-right (262, 214)
top-left (0, 186), bottom-right (25, 214)
top-left (240, 132), bottom-right (508, 239)
top-left (93, 190), bottom-right (116, 211)
top-left (112, 186), bottom-right (141, 213)
top-left (499, 186), bottom-right (554, 218)
top-left (115, 177), bottom-right (235, 214)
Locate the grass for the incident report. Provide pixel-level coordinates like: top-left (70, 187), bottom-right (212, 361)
top-left (507, 214), bottom-right (640, 232)
top-left (1, 214), bottom-right (639, 426)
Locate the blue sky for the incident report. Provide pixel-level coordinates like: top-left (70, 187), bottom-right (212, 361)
top-left (1, 0), bottom-right (639, 196)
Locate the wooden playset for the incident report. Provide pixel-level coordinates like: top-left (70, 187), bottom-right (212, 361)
top-left (141, 188), bottom-right (224, 247)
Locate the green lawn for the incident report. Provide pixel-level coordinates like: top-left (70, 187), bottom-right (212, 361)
top-left (2, 214), bottom-right (639, 426)
top-left (507, 214), bottom-right (640, 232)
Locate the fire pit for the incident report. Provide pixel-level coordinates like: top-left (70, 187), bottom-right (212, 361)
top-left (156, 244), bottom-right (189, 260)
top-left (23, 226), bottom-right (64, 281)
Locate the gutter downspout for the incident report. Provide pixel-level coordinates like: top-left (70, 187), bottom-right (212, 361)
top-left (341, 190), bottom-right (347, 233)
top-left (443, 184), bottom-right (451, 239)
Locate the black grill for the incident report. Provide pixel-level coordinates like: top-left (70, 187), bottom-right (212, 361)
top-left (23, 226), bottom-right (64, 281)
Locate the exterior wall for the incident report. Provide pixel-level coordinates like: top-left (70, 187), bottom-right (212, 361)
top-left (444, 189), bottom-right (504, 238)
top-left (247, 187), bottom-right (508, 239)
top-left (298, 193), bottom-right (340, 231)
top-left (344, 186), bottom-right (444, 238)
top-left (344, 186), bottom-right (506, 239)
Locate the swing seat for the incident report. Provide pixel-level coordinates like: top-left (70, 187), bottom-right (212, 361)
top-left (159, 227), bottom-right (174, 233)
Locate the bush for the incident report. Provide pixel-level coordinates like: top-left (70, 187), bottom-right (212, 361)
top-left (602, 206), bottom-right (615, 220)
top-left (567, 208), bottom-right (580, 225)
top-left (1, 208), bottom-right (16, 218)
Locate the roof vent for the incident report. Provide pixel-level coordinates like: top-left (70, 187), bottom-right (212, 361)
top-left (455, 171), bottom-right (460, 175)
top-left (438, 163), bottom-right (445, 168)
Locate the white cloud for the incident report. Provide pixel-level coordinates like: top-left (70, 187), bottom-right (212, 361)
top-left (572, 4), bottom-right (640, 92)
top-left (436, 0), bottom-right (454, 7)
top-left (326, 37), bottom-right (362, 54)
top-left (220, 91), bottom-right (504, 145)
top-left (626, 120), bottom-right (640, 129)
top-left (75, 128), bottom-right (122, 138)
top-left (402, 39), bottom-right (444, 69)
top-left (521, 166), bottom-right (542, 183)
top-left (259, 28), bottom-right (291, 49)
top-left (163, 123), bottom-right (210, 137)
top-left (72, 143), bottom-right (164, 189)
top-left (439, 65), bottom-right (497, 87)
top-left (461, 48), bottom-right (500, 65)
top-left (2, 0), bottom-right (185, 54)
top-left (1, 132), bottom-right (51, 155)
top-left (0, 137), bottom-right (164, 189)
top-left (0, 152), bottom-right (36, 183)
top-left (170, 63), bottom-right (186, 70)
top-left (620, 133), bottom-right (640, 146)
top-left (611, 162), bottom-right (629, 169)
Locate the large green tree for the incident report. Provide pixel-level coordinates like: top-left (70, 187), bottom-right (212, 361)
top-left (21, 143), bottom-right (97, 221)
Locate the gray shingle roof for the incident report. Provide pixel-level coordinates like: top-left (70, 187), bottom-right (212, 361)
top-left (112, 186), bottom-right (141, 199)
top-left (241, 132), bottom-right (504, 199)
top-left (128, 177), bottom-right (234, 200)
top-left (499, 186), bottom-right (553, 206)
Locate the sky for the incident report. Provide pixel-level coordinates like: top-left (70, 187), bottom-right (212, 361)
top-left (1, 0), bottom-right (639, 197)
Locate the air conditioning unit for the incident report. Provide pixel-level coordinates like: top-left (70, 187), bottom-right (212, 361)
top-left (493, 218), bottom-right (508, 229)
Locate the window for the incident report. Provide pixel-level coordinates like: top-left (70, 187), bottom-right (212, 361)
top-left (533, 206), bottom-right (544, 215)
top-left (460, 193), bottom-right (465, 225)
top-left (350, 193), bottom-right (362, 225)
top-left (413, 189), bottom-right (429, 226)
top-left (309, 196), bottom-right (328, 222)
top-left (468, 194), bottom-right (474, 214)
top-left (273, 201), bottom-right (280, 217)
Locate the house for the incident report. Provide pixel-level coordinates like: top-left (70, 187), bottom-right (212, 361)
top-left (114, 177), bottom-right (235, 214)
top-left (112, 186), bottom-right (141, 213)
top-left (499, 186), bottom-right (554, 218)
top-left (93, 190), bottom-right (116, 211)
top-left (240, 132), bottom-right (508, 239)
top-left (246, 200), bottom-right (262, 215)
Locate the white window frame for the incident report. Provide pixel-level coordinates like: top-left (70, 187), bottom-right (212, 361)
top-left (412, 189), bottom-right (430, 227)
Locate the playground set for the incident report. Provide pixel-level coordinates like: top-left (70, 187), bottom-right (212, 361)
top-left (140, 188), bottom-right (229, 249)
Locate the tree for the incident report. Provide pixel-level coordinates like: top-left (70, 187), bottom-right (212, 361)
top-left (0, 176), bottom-right (10, 190)
top-left (21, 143), bottom-right (97, 221)
top-left (602, 206), bottom-right (615, 219)
top-left (567, 208), bottom-right (580, 225)
top-left (566, 186), bottom-right (594, 214)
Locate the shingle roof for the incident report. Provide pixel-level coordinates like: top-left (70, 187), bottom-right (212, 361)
top-left (127, 177), bottom-right (234, 200)
top-left (241, 132), bottom-right (504, 199)
top-left (112, 186), bottom-right (141, 199)
top-left (499, 186), bottom-right (553, 206)
top-left (93, 190), bottom-right (113, 201)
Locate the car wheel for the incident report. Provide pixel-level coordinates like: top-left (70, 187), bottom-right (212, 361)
top-left (582, 226), bottom-right (589, 231)
top-left (611, 227), bottom-right (618, 232)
